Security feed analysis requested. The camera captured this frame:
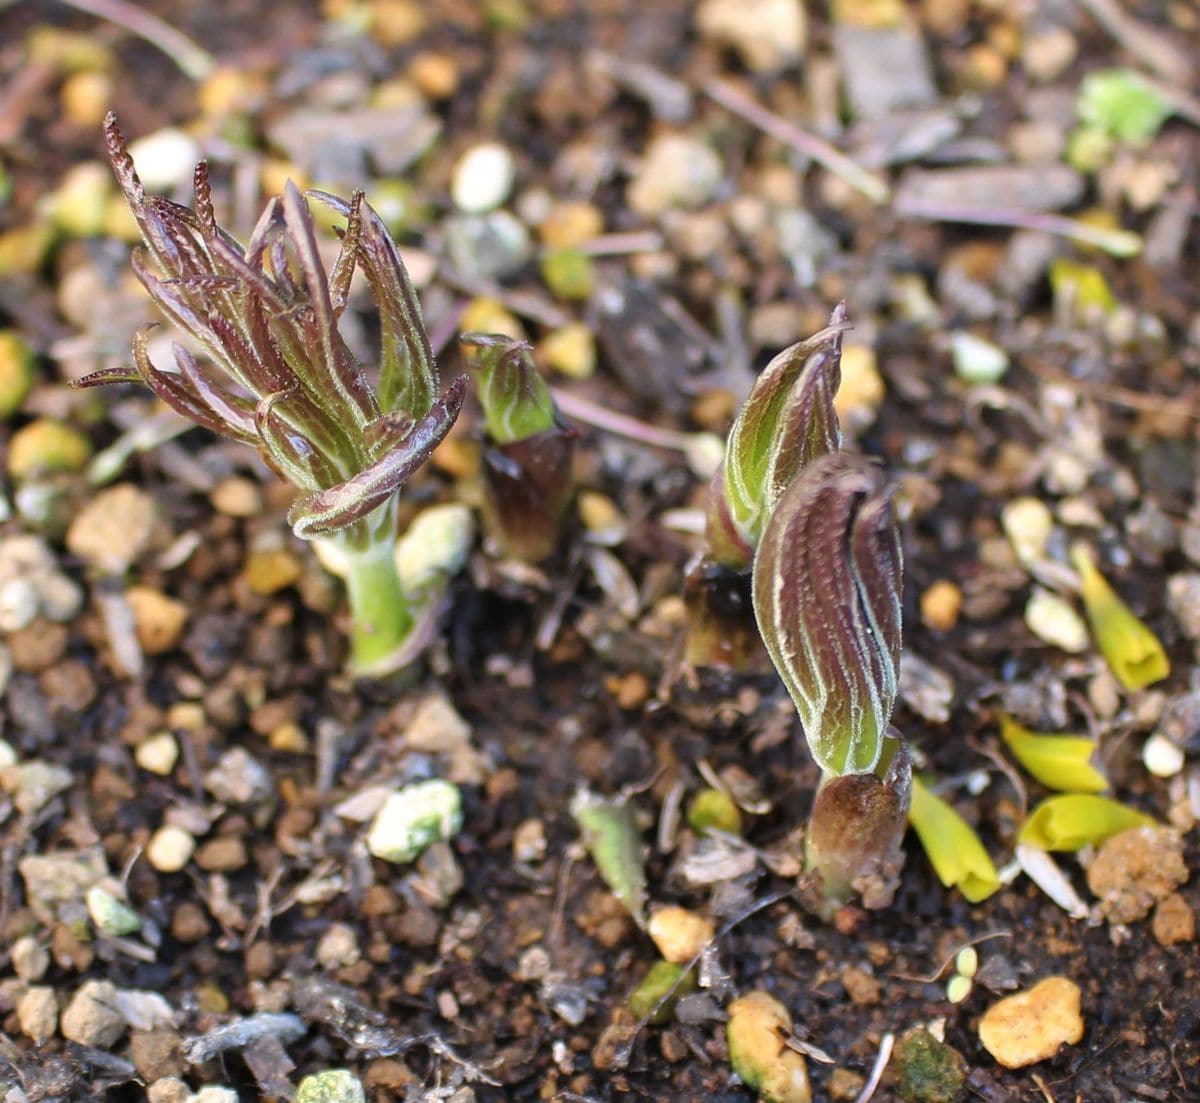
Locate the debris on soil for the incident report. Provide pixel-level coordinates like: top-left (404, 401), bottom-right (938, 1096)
top-left (892, 1026), bottom-right (967, 1103)
top-left (726, 990), bottom-right (811, 1103)
top-left (1085, 824), bottom-right (1189, 923)
top-left (977, 976), bottom-right (1085, 1069)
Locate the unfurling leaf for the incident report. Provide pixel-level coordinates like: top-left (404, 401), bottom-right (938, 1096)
top-left (707, 305), bottom-right (848, 568)
top-left (998, 715), bottom-right (1107, 794)
top-left (461, 332), bottom-right (557, 444)
top-left (1071, 544), bottom-right (1169, 690)
top-left (1018, 794), bottom-right (1155, 852)
top-left (908, 776), bottom-right (1001, 904)
top-left (1077, 68), bottom-right (1173, 143)
top-left (752, 453), bottom-right (902, 775)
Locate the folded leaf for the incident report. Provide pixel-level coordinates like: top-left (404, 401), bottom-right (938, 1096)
top-left (752, 453), bottom-right (902, 776)
top-left (908, 776), bottom-right (1001, 903)
top-left (999, 715), bottom-right (1107, 793)
top-left (460, 332), bottom-right (557, 444)
top-left (1018, 794), bottom-right (1155, 852)
top-left (1072, 544), bottom-right (1169, 690)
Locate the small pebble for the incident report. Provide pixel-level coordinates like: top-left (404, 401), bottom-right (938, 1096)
top-left (296, 1070), bottom-right (367, 1103)
top-left (627, 134), bottom-right (723, 217)
top-left (316, 922), bottom-right (361, 969)
top-left (695, 0), bottom-right (807, 72)
top-left (11, 934), bottom-right (50, 981)
top-left (242, 548), bottom-right (303, 595)
top-left (147, 1079), bottom-right (190, 1103)
top-left (210, 476), bottom-right (263, 518)
top-left (1022, 26), bottom-right (1077, 83)
top-left (1166, 573), bottom-right (1200, 639)
top-left (147, 825), bottom-right (196, 873)
top-left (135, 733), bottom-right (180, 776)
top-left (127, 128), bottom-right (201, 190)
top-left (978, 976), bottom-right (1084, 1069)
top-left (451, 143), bottom-right (516, 213)
top-left (189, 1089), bottom-right (240, 1103)
top-left (126, 586), bottom-right (189, 654)
top-left (920, 580), bottom-right (962, 632)
top-left (61, 979), bottom-right (127, 1047)
top-left (540, 322), bottom-right (597, 379)
top-left (648, 906), bottom-right (715, 964)
top-left (205, 747), bottom-right (273, 806)
top-left (194, 837), bottom-right (248, 872)
top-left (8, 418), bottom-right (91, 481)
top-left (1151, 892), bottom-right (1195, 946)
top-left (0, 330), bottom-right (35, 419)
top-left (366, 780), bottom-right (463, 864)
top-left (834, 344), bottom-right (885, 432)
top-left (0, 577), bottom-right (38, 631)
top-left (66, 484), bottom-right (160, 571)
top-left (512, 817), bottom-right (547, 863)
top-left (17, 986), bottom-right (58, 1045)
top-left (539, 200), bottom-right (603, 247)
top-left (950, 331), bottom-right (1008, 384)
top-left (1143, 733), bottom-right (1184, 778)
top-left (1024, 588), bottom-right (1089, 653)
top-left (1001, 496), bottom-right (1054, 568)
top-left (1, 760), bottom-right (72, 816)
top-left (86, 884), bottom-right (141, 936)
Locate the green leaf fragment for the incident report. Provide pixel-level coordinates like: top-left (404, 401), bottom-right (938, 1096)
top-left (999, 715), bottom-right (1107, 794)
top-left (1077, 68), bottom-right (1173, 143)
top-left (908, 776), bottom-right (1001, 904)
top-left (1018, 794), bottom-right (1154, 852)
top-left (570, 788), bottom-right (647, 927)
top-left (628, 960), bottom-right (696, 1024)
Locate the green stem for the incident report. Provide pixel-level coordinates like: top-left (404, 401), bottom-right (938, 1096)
top-left (342, 539), bottom-right (412, 675)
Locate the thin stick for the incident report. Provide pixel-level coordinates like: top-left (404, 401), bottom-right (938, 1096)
top-left (705, 79), bottom-right (890, 204)
top-left (551, 387), bottom-right (699, 452)
top-left (1073, 0), bottom-right (1192, 85)
top-left (54, 0), bottom-right (216, 80)
top-left (893, 196), bottom-right (1143, 257)
top-left (854, 1032), bottom-right (894, 1103)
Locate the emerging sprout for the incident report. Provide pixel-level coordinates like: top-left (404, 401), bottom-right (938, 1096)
top-left (685, 306), bottom-right (848, 670)
top-left (460, 332), bottom-right (574, 562)
top-left (76, 115), bottom-right (465, 675)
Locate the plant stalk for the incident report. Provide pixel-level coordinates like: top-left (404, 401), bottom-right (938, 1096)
top-left (341, 539), bottom-right (412, 676)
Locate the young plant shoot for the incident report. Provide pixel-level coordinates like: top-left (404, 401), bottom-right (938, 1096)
top-left (460, 332), bottom-right (574, 562)
top-left (76, 115), bottom-right (465, 676)
top-left (684, 306), bottom-right (849, 668)
top-left (752, 450), bottom-right (911, 913)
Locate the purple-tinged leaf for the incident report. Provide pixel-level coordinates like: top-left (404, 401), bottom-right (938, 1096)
top-left (193, 161), bottom-right (217, 238)
top-left (71, 366), bottom-right (143, 388)
top-left (308, 189), bottom-right (435, 422)
top-left (281, 182), bottom-right (378, 425)
top-left (288, 375), bottom-right (466, 538)
top-left (752, 452), bottom-right (903, 776)
top-left (327, 190), bottom-right (363, 318)
top-left (709, 305), bottom-right (848, 567)
top-left (171, 344), bottom-right (257, 442)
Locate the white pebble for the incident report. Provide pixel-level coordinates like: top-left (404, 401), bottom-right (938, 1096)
top-left (1001, 497), bottom-right (1054, 569)
top-left (127, 128), bottom-right (201, 190)
top-left (146, 825), bottom-right (195, 873)
top-left (950, 331), bottom-right (1009, 384)
top-left (135, 732), bottom-right (180, 776)
top-left (1143, 733), bottom-right (1185, 778)
top-left (451, 143), bottom-right (516, 213)
top-left (1024, 587), bottom-right (1089, 653)
top-left (366, 779), bottom-right (462, 864)
top-left (0, 577), bottom-right (38, 631)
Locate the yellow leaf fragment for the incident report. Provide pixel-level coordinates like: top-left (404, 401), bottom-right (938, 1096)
top-left (1018, 794), bottom-right (1155, 852)
top-left (1072, 544), bottom-right (1169, 690)
top-left (999, 716), bottom-right (1107, 793)
top-left (908, 777), bottom-right (1001, 903)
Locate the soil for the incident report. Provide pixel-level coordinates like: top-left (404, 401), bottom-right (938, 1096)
top-left (0, 1), bottom-right (1198, 1101)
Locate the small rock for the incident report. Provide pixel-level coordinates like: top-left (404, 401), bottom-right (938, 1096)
top-left (17, 986), bottom-right (58, 1045)
top-left (66, 484), bottom-right (161, 571)
top-left (19, 847), bottom-right (108, 925)
top-left (512, 817), bottom-right (547, 863)
top-left (127, 128), bottom-right (201, 190)
top-left (1086, 825), bottom-right (1188, 924)
top-left (147, 1079), bottom-right (191, 1103)
top-left (540, 322), bottom-right (597, 379)
top-left (86, 884), bottom-right (141, 936)
top-left (978, 976), bottom-right (1084, 1069)
top-left (1143, 733), bottom-right (1184, 778)
top-left (402, 692), bottom-right (486, 785)
top-left (0, 330), bottom-right (36, 419)
top-left (443, 211), bottom-right (532, 281)
top-left (627, 134), bottom-right (723, 217)
top-left (61, 979), bottom-right (127, 1047)
top-left (950, 331), bottom-right (1008, 384)
top-left (451, 143), bottom-right (516, 213)
top-left (296, 1070), bottom-right (366, 1103)
top-left (840, 965), bottom-right (881, 1006)
top-left (1022, 26), bottom-right (1077, 83)
top-left (210, 476), bottom-right (263, 518)
top-left (194, 837), bottom-right (248, 872)
top-left (696, 0), bottom-right (806, 72)
top-left (920, 580), bottom-right (962, 632)
top-left (8, 418), bottom-right (91, 481)
top-left (189, 1089), bottom-right (240, 1103)
top-left (11, 934), bottom-right (49, 981)
top-left (834, 343), bottom-right (885, 433)
top-left (0, 577), bottom-right (38, 631)
top-left (1166, 572), bottom-right (1200, 639)
top-left (539, 200), bottom-right (603, 247)
top-left (130, 1028), bottom-right (185, 1081)
top-left (366, 779), bottom-right (462, 864)
top-left (316, 922), bottom-right (361, 969)
top-left (243, 547), bottom-right (303, 595)
top-left (648, 906), bottom-right (715, 964)
top-left (893, 1026), bottom-right (967, 1103)
top-left (833, 24), bottom-right (937, 120)
top-left (0, 760), bottom-right (72, 815)
top-left (135, 732), bottom-right (180, 776)
top-left (126, 586), bottom-right (189, 654)
top-left (1001, 496), bottom-right (1054, 568)
top-left (205, 747), bottom-right (274, 806)
top-left (1151, 892), bottom-right (1195, 946)
top-left (146, 825), bottom-right (196, 873)
top-left (1024, 588), bottom-right (1090, 653)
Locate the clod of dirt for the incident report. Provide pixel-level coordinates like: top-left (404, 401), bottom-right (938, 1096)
top-left (1085, 825), bottom-right (1188, 924)
top-left (892, 1026), bottom-right (967, 1103)
top-left (648, 906), bottom-right (714, 964)
top-left (60, 979), bottom-right (127, 1048)
top-left (1151, 892), bottom-right (1196, 946)
top-left (17, 986), bottom-right (57, 1044)
top-left (125, 585), bottom-right (189, 654)
top-left (977, 976), bottom-right (1084, 1069)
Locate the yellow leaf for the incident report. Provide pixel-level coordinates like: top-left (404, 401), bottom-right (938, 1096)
top-left (908, 777), bottom-right (1001, 903)
top-left (1072, 544), bottom-right (1169, 690)
top-left (1017, 794), bottom-right (1154, 851)
top-left (998, 715), bottom-right (1107, 793)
